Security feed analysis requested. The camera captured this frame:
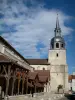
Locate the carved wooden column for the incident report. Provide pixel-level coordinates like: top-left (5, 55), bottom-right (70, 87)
top-left (26, 71), bottom-right (29, 94)
top-left (11, 70), bottom-right (16, 95)
top-left (22, 71), bottom-right (25, 94)
top-left (34, 84), bottom-right (36, 93)
top-left (26, 77), bottom-right (28, 94)
top-left (17, 75), bottom-right (21, 95)
top-left (22, 78), bottom-right (24, 94)
top-left (5, 65), bottom-right (11, 96)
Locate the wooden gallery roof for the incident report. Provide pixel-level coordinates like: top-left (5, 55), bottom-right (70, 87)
top-left (0, 36), bottom-right (29, 64)
top-left (35, 70), bottom-right (50, 77)
top-left (0, 54), bottom-right (29, 70)
top-left (28, 70), bottom-right (50, 84)
top-left (26, 59), bottom-right (50, 65)
top-left (28, 72), bottom-right (38, 80)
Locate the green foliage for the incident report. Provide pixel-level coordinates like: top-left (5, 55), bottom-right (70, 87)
top-left (57, 85), bottom-right (63, 92)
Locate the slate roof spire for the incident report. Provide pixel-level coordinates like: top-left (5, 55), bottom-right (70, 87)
top-left (56, 14), bottom-right (60, 29)
top-left (54, 14), bottom-right (61, 37)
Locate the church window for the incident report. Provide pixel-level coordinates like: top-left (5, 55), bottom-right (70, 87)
top-left (61, 44), bottom-right (64, 48)
top-left (56, 43), bottom-right (59, 48)
top-left (56, 53), bottom-right (58, 57)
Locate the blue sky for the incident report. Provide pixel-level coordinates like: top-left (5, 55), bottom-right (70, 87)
top-left (0, 0), bottom-right (75, 74)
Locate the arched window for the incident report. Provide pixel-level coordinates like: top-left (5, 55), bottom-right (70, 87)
top-left (56, 53), bottom-right (58, 57)
top-left (56, 43), bottom-right (59, 48)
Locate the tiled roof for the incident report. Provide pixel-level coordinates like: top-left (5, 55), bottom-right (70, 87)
top-left (68, 75), bottom-right (75, 81)
top-left (28, 72), bottom-right (38, 80)
top-left (26, 59), bottom-right (50, 65)
top-left (35, 70), bottom-right (50, 77)
top-left (35, 82), bottom-right (44, 87)
top-left (28, 82), bottom-right (33, 87)
top-left (39, 76), bottom-right (48, 83)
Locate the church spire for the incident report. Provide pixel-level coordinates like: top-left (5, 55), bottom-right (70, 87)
top-left (56, 14), bottom-right (60, 29)
top-left (54, 14), bottom-right (61, 37)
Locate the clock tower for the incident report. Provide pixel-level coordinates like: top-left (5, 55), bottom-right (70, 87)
top-left (48, 15), bottom-right (68, 92)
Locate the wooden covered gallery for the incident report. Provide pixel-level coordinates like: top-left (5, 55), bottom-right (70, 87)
top-left (0, 36), bottom-right (33, 96)
top-left (28, 70), bottom-right (50, 94)
top-left (0, 54), bottom-right (31, 96)
top-left (0, 36), bottom-right (50, 96)
top-left (0, 54), bottom-right (50, 96)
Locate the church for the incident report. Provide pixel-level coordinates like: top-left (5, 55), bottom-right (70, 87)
top-left (27, 15), bottom-right (69, 92)
top-left (0, 15), bottom-right (69, 96)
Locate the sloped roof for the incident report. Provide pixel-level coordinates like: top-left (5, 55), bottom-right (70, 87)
top-left (35, 70), bottom-right (50, 77)
top-left (35, 82), bottom-right (44, 87)
top-left (0, 54), bottom-right (12, 62)
top-left (0, 36), bottom-right (29, 64)
top-left (0, 54), bottom-right (29, 70)
top-left (39, 76), bottom-right (48, 83)
top-left (68, 75), bottom-right (75, 81)
top-left (26, 59), bottom-right (49, 65)
top-left (28, 82), bottom-right (33, 87)
top-left (68, 75), bottom-right (72, 81)
top-left (34, 70), bottom-right (50, 82)
top-left (28, 72), bottom-right (38, 80)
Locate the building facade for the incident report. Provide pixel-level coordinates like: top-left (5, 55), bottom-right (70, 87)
top-left (27, 15), bottom-right (69, 92)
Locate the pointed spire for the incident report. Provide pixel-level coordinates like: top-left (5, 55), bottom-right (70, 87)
top-left (56, 14), bottom-right (60, 29)
top-left (54, 14), bottom-right (61, 37)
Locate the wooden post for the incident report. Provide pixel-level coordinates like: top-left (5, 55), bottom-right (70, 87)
top-left (5, 65), bottom-right (11, 96)
top-left (18, 78), bottom-right (20, 95)
top-left (46, 83), bottom-right (47, 92)
top-left (11, 71), bottom-right (16, 95)
top-left (26, 77), bottom-right (28, 94)
top-left (22, 78), bottom-right (24, 94)
top-left (34, 85), bottom-right (36, 93)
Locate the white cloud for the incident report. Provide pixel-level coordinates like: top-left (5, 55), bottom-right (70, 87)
top-left (1, 0), bottom-right (73, 58)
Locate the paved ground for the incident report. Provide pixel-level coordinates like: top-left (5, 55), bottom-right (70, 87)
top-left (5, 93), bottom-right (72, 100)
top-left (59, 97), bottom-right (69, 100)
top-left (32, 93), bottom-right (69, 100)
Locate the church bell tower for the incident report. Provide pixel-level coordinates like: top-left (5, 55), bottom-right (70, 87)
top-left (48, 14), bottom-right (68, 92)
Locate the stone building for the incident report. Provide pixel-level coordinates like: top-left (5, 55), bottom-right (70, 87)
top-left (27, 15), bottom-right (69, 92)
